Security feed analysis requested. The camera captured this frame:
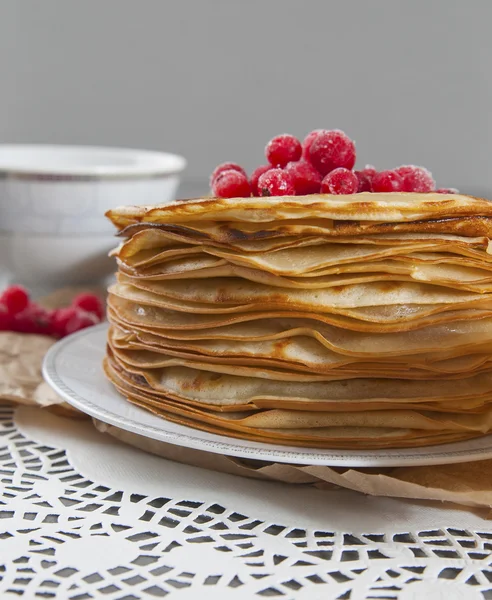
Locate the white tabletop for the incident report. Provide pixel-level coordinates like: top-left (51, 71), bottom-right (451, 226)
top-left (1, 401), bottom-right (491, 600)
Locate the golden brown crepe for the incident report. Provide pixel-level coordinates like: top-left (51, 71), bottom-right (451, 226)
top-left (104, 193), bottom-right (492, 449)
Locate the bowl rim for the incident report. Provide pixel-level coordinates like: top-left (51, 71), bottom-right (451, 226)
top-left (0, 144), bottom-right (187, 180)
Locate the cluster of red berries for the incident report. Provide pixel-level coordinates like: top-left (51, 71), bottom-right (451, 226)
top-left (210, 129), bottom-right (458, 197)
top-left (0, 286), bottom-right (104, 337)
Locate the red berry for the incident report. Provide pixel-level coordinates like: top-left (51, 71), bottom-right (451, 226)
top-left (50, 307), bottom-right (77, 338)
top-left (1, 285), bottom-right (29, 316)
top-left (362, 165), bottom-right (377, 179)
top-left (355, 165), bottom-right (377, 192)
top-left (372, 170), bottom-right (404, 193)
top-left (212, 170), bottom-right (251, 198)
top-left (285, 161), bottom-right (321, 195)
top-left (0, 308), bottom-right (13, 331)
top-left (265, 134), bottom-right (302, 168)
top-left (250, 165), bottom-right (272, 196)
top-left (302, 129), bottom-right (325, 160)
top-left (210, 162), bottom-right (246, 186)
top-left (257, 168), bottom-right (295, 196)
top-left (13, 303), bottom-right (51, 335)
top-left (321, 168), bottom-right (358, 195)
top-left (354, 171), bottom-right (372, 193)
top-left (65, 310), bottom-right (98, 336)
top-left (436, 187), bottom-right (459, 194)
top-left (309, 130), bottom-right (356, 176)
top-left (395, 165), bottom-right (435, 192)
top-left (72, 293), bottom-right (104, 320)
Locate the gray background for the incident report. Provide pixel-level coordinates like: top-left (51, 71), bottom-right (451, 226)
top-left (1, 0), bottom-right (491, 197)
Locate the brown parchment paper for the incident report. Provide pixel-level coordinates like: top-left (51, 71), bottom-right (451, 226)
top-left (0, 287), bottom-right (104, 417)
top-left (0, 331), bottom-right (85, 418)
top-left (92, 420), bottom-right (492, 511)
top-left (2, 287), bottom-right (492, 512)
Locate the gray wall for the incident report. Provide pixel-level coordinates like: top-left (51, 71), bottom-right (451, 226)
top-left (1, 0), bottom-right (492, 197)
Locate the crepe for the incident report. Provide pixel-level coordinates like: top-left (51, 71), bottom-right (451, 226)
top-left (106, 193), bottom-right (492, 227)
top-left (104, 192), bottom-right (492, 449)
top-left (103, 357), bottom-right (481, 449)
top-left (108, 320), bottom-right (492, 363)
top-left (107, 293), bottom-right (492, 333)
top-left (117, 257), bottom-right (492, 293)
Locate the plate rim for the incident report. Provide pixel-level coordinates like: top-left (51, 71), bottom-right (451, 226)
top-left (42, 323), bottom-right (492, 467)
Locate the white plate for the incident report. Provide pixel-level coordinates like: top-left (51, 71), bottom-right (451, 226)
top-left (43, 323), bottom-right (492, 467)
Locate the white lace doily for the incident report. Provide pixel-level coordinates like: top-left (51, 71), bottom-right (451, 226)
top-left (1, 402), bottom-right (492, 599)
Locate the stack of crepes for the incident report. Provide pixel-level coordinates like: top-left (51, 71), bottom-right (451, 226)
top-left (104, 192), bottom-right (492, 449)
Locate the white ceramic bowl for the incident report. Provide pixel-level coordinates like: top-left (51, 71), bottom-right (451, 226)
top-left (0, 145), bottom-right (186, 290)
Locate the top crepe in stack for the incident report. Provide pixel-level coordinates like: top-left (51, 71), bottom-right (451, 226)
top-left (104, 192), bottom-right (492, 449)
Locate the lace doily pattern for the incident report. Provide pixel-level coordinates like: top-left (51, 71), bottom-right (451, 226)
top-left (0, 403), bottom-right (491, 599)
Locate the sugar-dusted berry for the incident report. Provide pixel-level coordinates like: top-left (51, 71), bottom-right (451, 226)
top-left (250, 165), bottom-right (272, 196)
top-left (72, 293), bottom-right (104, 320)
top-left (65, 310), bottom-right (99, 336)
top-left (285, 160), bottom-right (321, 195)
top-left (371, 170), bottom-right (404, 193)
top-left (265, 134), bottom-right (302, 168)
top-left (309, 130), bottom-right (356, 176)
top-left (436, 187), bottom-right (459, 194)
top-left (1, 285), bottom-right (29, 316)
top-left (13, 303), bottom-right (51, 335)
top-left (362, 165), bottom-right (377, 179)
top-left (354, 171), bottom-right (372, 192)
top-left (212, 170), bottom-right (251, 198)
top-left (0, 308), bottom-right (12, 331)
top-left (210, 162), bottom-right (246, 186)
top-left (301, 129), bottom-right (325, 160)
top-left (50, 307), bottom-right (77, 338)
top-left (257, 169), bottom-right (295, 196)
top-left (321, 168), bottom-right (358, 195)
top-left (396, 165), bottom-right (435, 192)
